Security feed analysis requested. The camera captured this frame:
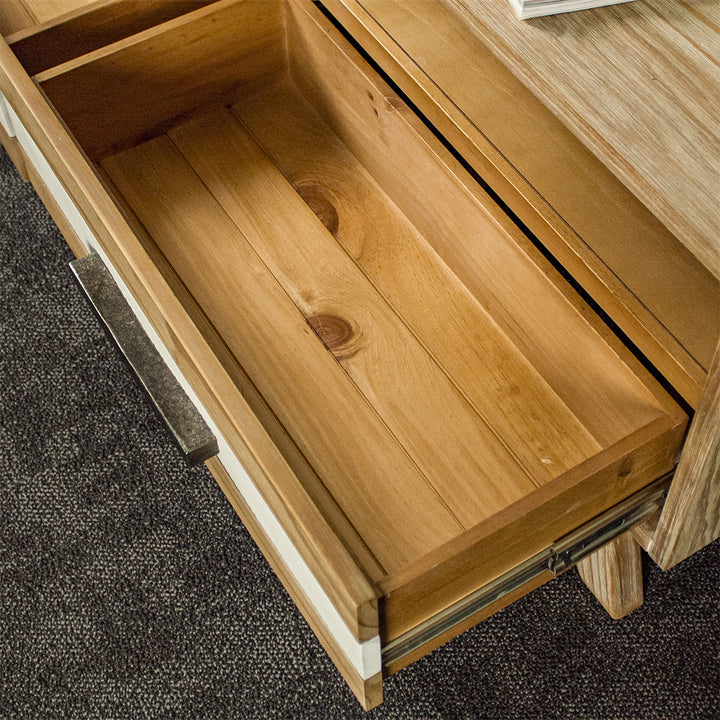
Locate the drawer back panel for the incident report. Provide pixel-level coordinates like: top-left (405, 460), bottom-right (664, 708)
top-left (35, 0), bottom-right (286, 160)
top-left (7, 0), bottom-right (222, 76)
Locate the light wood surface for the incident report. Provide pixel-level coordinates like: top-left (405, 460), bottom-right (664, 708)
top-left (0, 25), bottom-right (382, 649)
top-left (0, 0), bottom-right (699, 700)
top-left (649, 339), bottom-right (720, 569)
top-left (379, 416), bottom-right (683, 639)
top-left (326, 0), bottom-right (719, 409)
top-left (101, 132), bottom-right (469, 571)
top-left (25, 157), bottom-right (87, 257)
top-left (166, 111), bottom-right (543, 518)
top-left (577, 531), bottom-right (644, 619)
top-left (7, 0), bottom-right (218, 75)
top-left (35, 0), bottom-right (286, 160)
top-left (451, 0), bottom-right (720, 283)
top-left (18, 0), bottom-right (92, 24)
top-left (97, 166), bottom-right (387, 585)
top-left (234, 82), bottom-right (602, 481)
top-left (77, 0), bottom-right (684, 639)
top-left (0, 0), bottom-right (34, 35)
top-left (284, 0), bottom-right (677, 436)
top-left (1, 0), bottom-right (97, 35)
top-left (329, 0), bottom-right (720, 592)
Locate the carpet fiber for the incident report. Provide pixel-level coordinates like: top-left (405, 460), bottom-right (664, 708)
top-left (1, 145), bottom-right (719, 719)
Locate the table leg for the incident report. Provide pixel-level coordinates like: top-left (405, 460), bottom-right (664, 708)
top-left (577, 531), bottom-right (643, 619)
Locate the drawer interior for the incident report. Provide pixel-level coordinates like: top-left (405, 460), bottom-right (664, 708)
top-left (5, 0), bottom-right (220, 75)
top-left (33, 0), bottom-right (686, 644)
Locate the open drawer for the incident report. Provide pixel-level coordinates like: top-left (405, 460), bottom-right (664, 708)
top-left (0, 0), bottom-right (687, 708)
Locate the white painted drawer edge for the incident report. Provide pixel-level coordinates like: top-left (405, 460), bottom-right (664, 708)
top-left (6, 100), bottom-right (382, 682)
top-left (0, 90), bottom-right (16, 136)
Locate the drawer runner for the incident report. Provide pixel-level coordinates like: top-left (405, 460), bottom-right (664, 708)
top-left (382, 473), bottom-right (671, 667)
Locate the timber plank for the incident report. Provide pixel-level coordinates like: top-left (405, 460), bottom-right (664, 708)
top-left (577, 531), bottom-right (644, 619)
top-left (232, 82), bottom-right (604, 482)
top-left (323, 0), bottom-right (717, 408)
top-left (35, 0), bottom-right (286, 160)
top-left (284, 0), bottom-right (677, 440)
top-left (649, 339), bottom-right (720, 569)
top-left (168, 108), bottom-right (538, 525)
top-left (19, 0), bottom-right (92, 24)
top-left (0, 0), bottom-right (34, 36)
top-left (450, 0), bottom-right (720, 283)
top-left (101, 135), bottom-right (464, 571)
top-left (8, 0), bottom-right (219, 76)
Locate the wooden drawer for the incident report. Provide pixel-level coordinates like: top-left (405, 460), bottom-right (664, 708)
top-left (0, 0), bottom-right (687, 708)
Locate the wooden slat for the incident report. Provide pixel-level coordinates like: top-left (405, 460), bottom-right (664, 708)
top-left (167, 109), bottom-right (538, 525)
top-left (35, 0), bottom-right (286, 160)
top-left (233, 82), bottom-right (603, 482)
top-left (450, 0), bottom-right (720, 283)
top-left (97, 165), bottom-right (387, 584)
top-left (577, 531), bottom-right (644, 619)
top-left (324, 0), bottom-right (718, 408)
top-left (101, 134), bottom-right (467, 570)
top-left (285, 0), bottom-right (678, 439)
top-left (648, 339), bottom-right (720, 569)
top-left (8, 0), bottom-right (219, 76)
top-left (380, 416), bottom-right (685, 640)
top-left (0, 0), bottom-right (34, 35)
top-left (19, 0), bottom-right (92, 24)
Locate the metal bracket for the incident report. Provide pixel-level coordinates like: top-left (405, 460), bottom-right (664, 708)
top-left (70, 252), bottom-right (218, 466)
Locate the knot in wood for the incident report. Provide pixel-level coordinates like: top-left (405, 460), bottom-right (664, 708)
top-left (308, 314), bottom-right (357, 359)
top-left (295, 181), bottom-right (340, 236)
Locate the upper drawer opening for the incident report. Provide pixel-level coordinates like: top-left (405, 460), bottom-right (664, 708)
top-left (5, 0), bottom-right (222, 75)
top-left (33, 0), bottom-right (685, 632)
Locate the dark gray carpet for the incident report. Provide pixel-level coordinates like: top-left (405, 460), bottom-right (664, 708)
top-left (0, 144), bottom-right (718, 719)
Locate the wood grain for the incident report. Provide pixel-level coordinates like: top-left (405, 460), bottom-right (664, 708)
top-left (101, 134), bottom-right (469, 570)
top-left (577, 531), bottom-right (644, 619)
top-left (326, 0), bottom-right (718, 408)
top-left (36, 0), bottom-right (286, 160)
top-left (234, 82), bottom-right (604, 483)
top-left (19, 0), bottom-right (92, 24)
top-left (167, 109), bottom-right (538, 524)
top-left (0, 0), bottom-right (34, 35)
top-left (379, 416), bottom-right (684, 640)
top-left (0, 31), bottom-right (382, 649)
top-left (649, 338), bottom-right (720, 569)
top-left (97, 164), bottom-right (387, 585)
top-left (285, 0), bottom-right (678, 436)
top-left (450, 0), bottom-right (720, 283)
top-left (8, 0), bottom-right (218, 75)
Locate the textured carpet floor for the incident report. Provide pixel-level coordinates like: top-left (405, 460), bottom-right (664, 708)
top-left (0, 144), bottom-right (719, 719)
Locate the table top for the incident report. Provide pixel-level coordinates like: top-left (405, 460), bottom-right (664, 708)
top-left (352, 0), bottom-right (720, 281)
top-left (448, 0), bottom-right (720, 280)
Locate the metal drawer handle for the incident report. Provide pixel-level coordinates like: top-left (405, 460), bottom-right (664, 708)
top-left (70, 252), bottom-right (218, 466)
